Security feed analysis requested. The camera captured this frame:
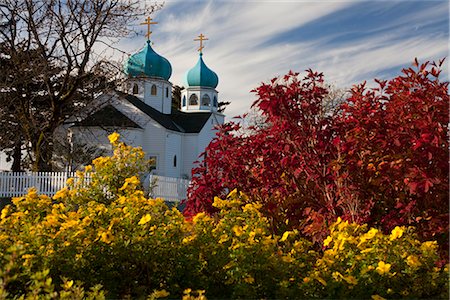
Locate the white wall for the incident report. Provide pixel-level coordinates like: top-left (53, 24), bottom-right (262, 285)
top-left (143, 79), bottom-right (172, 114)
top-left (164, 132), bottom-right (182, 178)
top-left (181, 134), bottom-right (199, 178)
top-left (181, 87), bottom-right (218, 113)
top-left (141, 120), bottom-right (167, 175)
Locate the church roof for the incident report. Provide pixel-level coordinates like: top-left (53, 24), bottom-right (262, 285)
top-left (185, 53), bottom-right (218, 88)
top-left (124, 41), bottom-right (172, 80)
top-left (123, 94), bottom-right (212, 133)
top-left (73, 105), bottom-right (142, 128)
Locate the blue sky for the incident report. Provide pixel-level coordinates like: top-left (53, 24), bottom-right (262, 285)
top-left (114, 0), bottom-right (449, 119)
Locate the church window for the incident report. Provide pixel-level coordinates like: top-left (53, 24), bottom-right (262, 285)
top-left (202, 94), bottom-right (211, 106)
top-left (213, 96), bottom-right (218, 107)
top-left (151, 84), bottom-right (157, 95)
top-left (173, 155), bottom-right (177, 167)
top-left (189, 94), bottom-right (198, 105)
top-left (182, 95), bottom-right (186, 106)
top-left (149, 155), bottom-right (157, 170)
top-left (132, 83), bottom-right (139, 94)
top-left (166, 87), bottom-right (169, 98)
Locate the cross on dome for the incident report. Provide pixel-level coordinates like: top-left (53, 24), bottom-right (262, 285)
top-left (194, 33), bottom-right (208, 53)
top-left (140, 16), bottom-right (158, 41)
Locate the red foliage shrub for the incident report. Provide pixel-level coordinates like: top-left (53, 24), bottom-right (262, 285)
top-left (184, 60), bottom-right (449, 249)
top-left (332, 59), bottom-right (449, 243)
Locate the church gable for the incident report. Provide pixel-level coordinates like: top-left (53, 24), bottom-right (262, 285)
top-left (123, 93), bottom-right (212, 134)
top-left (170, 110), bottom-right (211, 133)
top-left (72, 105), bottom-right (142, 129)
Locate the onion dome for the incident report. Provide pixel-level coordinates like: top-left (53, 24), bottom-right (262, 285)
top-left (124, 41), bottom-right (172, 80)
top-left (185, 53), bottom-right (218, 88)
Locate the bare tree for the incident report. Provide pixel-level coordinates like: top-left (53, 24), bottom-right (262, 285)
top-left (0, 0), bottom-right (161, 171)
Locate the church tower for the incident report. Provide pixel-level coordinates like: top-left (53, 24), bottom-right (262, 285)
top-left (181, 34), bottom-right (219, 113)
top-left (123, 17), bottom-right (173, 114)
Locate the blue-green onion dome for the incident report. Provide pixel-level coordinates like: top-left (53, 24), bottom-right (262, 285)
top-left (124, 41), bottom-right (172, 80)
top-left (185, 53), bottom-right (218, 88)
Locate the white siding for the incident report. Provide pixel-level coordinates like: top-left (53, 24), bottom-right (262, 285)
top-left (70, 127), bottom-right (144, 156)
top-left (143, 79), bottom-right (172, 114)
top-left (198, 116), bottom-right (216, 161)
top-left (164, 132), bottom-right (182, 178)
top-left (182, 134), bottom-right (199, 178)
top-left (141, 120), bottom-right (167, 175)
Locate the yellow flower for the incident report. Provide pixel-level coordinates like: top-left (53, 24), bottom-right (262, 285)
top-left (64, 280), bottom-right (74, 289)
top-left (45, 215), bottom-right (59, 226)
top-left (244, 276), bottom-right (255, 284)
top-left (281, 255), bottom-right (295, 263)
top-left (218, 234), bottom-right (229, 244)
top-left (53, 187), bottom-right (68, 200)
top-left (66, 177), bottom-right (75, 185)
top-left (280, 231), bottom-right (291, 242)
top-left (390, 226), bottom-right (404, 240)
top-left (1, 207), bottom-right (9, 219)
top-left (152, 289), bottom-right (170, 298)
top-left (361, 247), bottom-right (373, 253)
top-left (315, 276), bottom-right (327, 286)
top-left (406, 255), bottom-right (422, 268)
top-left (371, 295), bottom-right (386, 300)
top-left (323, 236), bottom-right (333, 247)
top-left (343, 275), bottom-right (358, 285)
top-left (421, 241), bottom-right (437, 253)
top-left (183, 288), bottom-right (192, 295)
top-left (232, 225), bottom-right (244, 237)
top-left (376, 261), bottom-right (391, 275)
top-left (108, 132), bottom-right (120, 144)
top-left (84, 165), bottom-right (92, 172)
top-left (119, 176), bottom-right (140, 191)
top-left (227, 188), bottom-right (238, 198)
top-left (332, 271), bottom-right (343, 281)
top-left (182, 235), bottom-right (196, 244)
top-left (192, 212), bottom-right (207, 223)
top-left (138, 214), bottom-right (152, 225)
top-left (365, 228), bottom-right (379, 239)
top-left (100, 231), bottom-right (114, 244)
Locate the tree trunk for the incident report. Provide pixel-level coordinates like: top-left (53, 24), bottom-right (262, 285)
top-left (11, 139), bottom-right (22, 172)
top-left (32, 131), bottom-right (54, 171)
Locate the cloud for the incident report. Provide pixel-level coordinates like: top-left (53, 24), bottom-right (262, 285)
top-left (113, 0), bottom-right (448, 119)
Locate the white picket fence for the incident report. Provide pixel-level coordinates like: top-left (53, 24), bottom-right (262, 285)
top-left (148, 175), bottom-right (190, 203)
top-left (0, 172), bottom-right (190, 202)
top-left (0, 172), bottom-right (76, 197)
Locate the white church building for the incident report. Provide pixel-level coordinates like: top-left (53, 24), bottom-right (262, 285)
top-left (64, 30), bottom-right (224, 179)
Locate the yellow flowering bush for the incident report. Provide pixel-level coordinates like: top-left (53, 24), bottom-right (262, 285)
top-left (302, 218), bottom-right (449, 299)
top-left (0, 134), bottom-right (447, 299)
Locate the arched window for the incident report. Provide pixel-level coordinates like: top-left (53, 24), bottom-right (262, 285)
top-left (132, 83), bottom-right (139, 94)
top-left (165, 87), bottom-right (169, 98)
top-left (202, 94), bottom-right (211, 106)
top-left (189, 94), bottom-right (198, 105)
top-left (173, 155), bottom-right (177, 167)
top-left (213, 96), bottom-right (218, 107)
top-left (151, 84), bottom-right (157, 95)
top-left (182, 95), bottom-right (186, 107)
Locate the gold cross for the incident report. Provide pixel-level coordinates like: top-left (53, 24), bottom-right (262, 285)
top-left (194, 33), bottom-right (209, 53)
top-left (140, 17), bottom-right (158, 40)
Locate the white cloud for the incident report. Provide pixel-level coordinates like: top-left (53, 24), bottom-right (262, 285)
top-left (110, 0), bottom-right (448, 119)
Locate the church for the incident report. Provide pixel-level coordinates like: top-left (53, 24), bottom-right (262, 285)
top-left (65, 19), bottom-right (224, 179)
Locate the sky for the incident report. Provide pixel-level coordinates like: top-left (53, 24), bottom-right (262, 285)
top-left (113, 0), bottom-right (449, 119)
